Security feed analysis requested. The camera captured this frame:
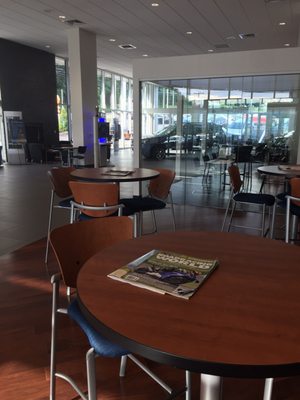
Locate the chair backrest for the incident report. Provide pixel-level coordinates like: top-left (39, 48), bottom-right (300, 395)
top-left (48, 167), bottom-right (75, 198)
top-left (50, 216), bottom-right (133, 288)
top-left (77, 146), bottom-right (87, 154)
top-left (234, 145), bottom-right (253, 163)
top-left (290, 177), bottom-right (300, 207)
top-left (228, 164), bottom-right (243, 193)
top-left (69, 181), bottom-right (119, 217)
top-left (148, 168), bottom-right (175, 200)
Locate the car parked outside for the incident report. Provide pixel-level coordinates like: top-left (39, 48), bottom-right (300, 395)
top-left (141, 123), bottom-right (203, 160)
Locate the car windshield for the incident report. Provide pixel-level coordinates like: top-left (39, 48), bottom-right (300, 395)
top-left (150, 125), bottom-right (176, 138)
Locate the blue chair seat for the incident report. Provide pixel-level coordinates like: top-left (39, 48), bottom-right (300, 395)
top-left (121, 196), bottom-right (166, 212)
top-left (233, 193), bottom-right (275, 206)
top-left (58, 197), bottom-right (73, 208)
top-left (277, 199), bottom-right (300, 217)
top-left (68, 299), bottom-right (128, 357)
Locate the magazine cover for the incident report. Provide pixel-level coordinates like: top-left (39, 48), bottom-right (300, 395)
top-left (104, 169), bottom-right (134, 176)
top-left (108, 249), bottom-right (218, 299)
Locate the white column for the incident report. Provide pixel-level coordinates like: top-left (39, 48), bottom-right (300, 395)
top-left (67, 27), bottom-right (98, 165)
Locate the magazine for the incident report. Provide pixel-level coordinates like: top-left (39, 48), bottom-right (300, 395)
top-left (108, 249), bottom-right (218, 299)
top-left (104, 169), bottom-right (134, 176)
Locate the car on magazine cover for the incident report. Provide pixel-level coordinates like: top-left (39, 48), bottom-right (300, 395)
top-left (138, 267), bottom-right (197, 285)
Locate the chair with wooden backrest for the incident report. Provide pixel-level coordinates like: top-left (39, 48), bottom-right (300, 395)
top-left (221, 164), bottom-right (276, 237)
top-left (69, 181), bottom-right (125, 223)
top-left (120, 168), bottom-right (176, 236)
top-left (45, 166), bottom-right (75, 264)
top-left (49, 217), bottom-right (190, 400)
top-left (285, 177), bottom-right (300, 243)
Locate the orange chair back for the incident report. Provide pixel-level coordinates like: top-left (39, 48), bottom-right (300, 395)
top-left (69, 181), bottom-right (119, 217)
top-left (290, 177), bottom-right (300, 207)
top-left (50, 217), bottom-right (133, 288)
top-left (228, 164), bottom-right (243, 193)
top-left (48, 167), bottom-right (75, 198)
top-left (148, 168), bottom-right (175, 200)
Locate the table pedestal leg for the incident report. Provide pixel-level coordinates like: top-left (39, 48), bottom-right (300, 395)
top-left (200, 374), bottom-right (222, 400)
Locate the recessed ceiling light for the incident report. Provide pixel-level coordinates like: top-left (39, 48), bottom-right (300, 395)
top-left (118, 44), bottom-right (137, 49)
top-left (108, 38), bottom-right (116, 42)
top-left (58, 15), bottom-right (66, 20)
top-left (45, 45), bottom-right (51, 48)
top-left (186, 31), bottom-right (193, 35)
top-left (151, 3), bottom-right (159, 6)
top-left (279, 22), bottom-right (286, 26)
top-left (208, 49), bottom-right (214, 52)
top-left (142, 54), bottom-right (149, 57)
top-left (284, 43), bottom-right (290, 47)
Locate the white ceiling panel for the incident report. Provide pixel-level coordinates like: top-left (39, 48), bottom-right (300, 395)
top-left (0, 0), bottom-right (299, 76)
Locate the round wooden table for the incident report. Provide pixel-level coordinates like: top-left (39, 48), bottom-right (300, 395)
top-left (71, 167), bottom-right (160, 183)
top-left (77, 231), bottom-right (300, 399)
top-left (257, 165), bottom-right (300, 178)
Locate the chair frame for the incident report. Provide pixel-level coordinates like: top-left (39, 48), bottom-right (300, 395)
top-left (49, 217), bottom-right (191, 399)
top-left (222, 165), bottom-right (276, 238)
top-left (126, 168), bottom-right (176, 236)
top-left (50, 273), bottom-right (183, 400)
top-left (70, 200), bottom-right (124, 223)
top-left (45, 167), bottom-right (75, 264)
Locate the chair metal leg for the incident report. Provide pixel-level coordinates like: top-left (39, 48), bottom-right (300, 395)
top-left (128, 354), bottom-right (172, 394)
top-left (119, 355), bottom-right (127, 377)
top-left (45, 190), bottom-right (54, 264)
top-left (151, 210), bottom-right (158, 233)
top-left (261, 204), bottom-right (266, 237)
top-left (270, 203), bottom-right (276, 239)
top-left (227, 201), bottom-right (236, 232)
top-left (86, 348), bottom-right (97, 400)
top-left (291, 215), bottom-right (298, 243)
top-left (221, 198), bottom-right (231, 232)
top-left (285, 197), bottom-right (291, 243)
top-left (50, 276), bottom-right (60, 400)
top-left (263, 378), bottom-right (273, 400)
top-left (169, 192), bottom-right (176, 231)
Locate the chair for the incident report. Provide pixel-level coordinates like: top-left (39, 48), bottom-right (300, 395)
top-left (222, 164), bottom-right (276, 237)
top-left (234, 145), bottom-right (253, 191)
top-left (49, 217), bottom-right (190, 400)
top-left (120, 168), bottom-right (176, 236)
top-left (284, 177), bottom-right (300, 243)
top-left (69, 181), bottom-right (125, 223)
top-left (28, 142), bottom-right (44, 163)
top-left (71, 145), bottom-right (87, 167)
top-left (45, 166), bottom-right (75, 264)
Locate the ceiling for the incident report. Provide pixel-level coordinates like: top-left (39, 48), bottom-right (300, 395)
top-left (1, 0), bottom-right (300, 77)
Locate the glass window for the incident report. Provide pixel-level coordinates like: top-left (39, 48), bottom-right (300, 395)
top-left (104, 72), bottom-right (112, 111)
top-left (55, 57), bottom-right (70, 141)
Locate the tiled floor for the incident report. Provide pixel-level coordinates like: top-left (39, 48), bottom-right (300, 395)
top-left (0, 148), bottom-right (286, 255)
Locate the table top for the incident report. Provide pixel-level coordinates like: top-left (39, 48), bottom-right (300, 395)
top-left (77, 231), bottom-right (300, 379)
top-left (71, 167), bottom-right (160, 183)
top-left (257, 164), bottom-right (300, 177)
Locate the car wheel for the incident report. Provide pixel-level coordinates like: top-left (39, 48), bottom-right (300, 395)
top-left (151, 145), bottom-right (166, 160)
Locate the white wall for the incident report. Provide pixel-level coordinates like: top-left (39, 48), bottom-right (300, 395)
top-left (133, 47), bottom-right (300, 81)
